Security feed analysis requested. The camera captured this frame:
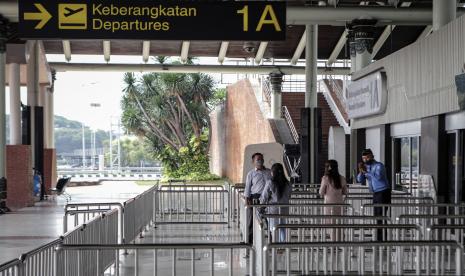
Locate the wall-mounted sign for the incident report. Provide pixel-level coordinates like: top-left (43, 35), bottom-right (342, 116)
top-left (345, 71), bottom-right (388, 119)
top-left (455, 73), bottom-right (465, 110)
top-left (18, 1), bottom-right (286, 40)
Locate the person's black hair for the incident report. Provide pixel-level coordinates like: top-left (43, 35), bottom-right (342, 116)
top-left (325, 160), bottom-right (342, 189)
top-left (362, 149), bottom-right (373, 156)
top-left (271, 163), bottom-right (289, 198)
top-left (251, 152), bottom-right (264, 160)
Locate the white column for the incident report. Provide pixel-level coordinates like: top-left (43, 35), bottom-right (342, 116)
top-left (48, 89), bottom-right (54, 148)
top-left (269, 72), bottom-right (283, 119)
top-left (0, 48), bottom-right (6, 178)
top-left (8, 63), bottom-right (21, 145)
top-left (433, 0), bottom-right (456, 31)
top-left (38, 85), bottom-right (46, 107)
top-left (27, 41), bottom-right (39, 166)
top-left (43, 87), bottom-right (54, 148)
top-left (305, 24), bottom-right (318, 183)
top-left (355, 52), bottom-right (372, 72)
top-left (305, 24), bottom-right (318, 109)
top-left (270, 91), bottom-right (282, 119)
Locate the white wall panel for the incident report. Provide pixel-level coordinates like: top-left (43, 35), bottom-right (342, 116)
top-left (352, 15), bottom-right (465, 129)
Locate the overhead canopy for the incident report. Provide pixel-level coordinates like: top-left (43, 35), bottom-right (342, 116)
top-left (2, 0), bottom-right (465, 65)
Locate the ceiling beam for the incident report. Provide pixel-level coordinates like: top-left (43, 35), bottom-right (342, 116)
top-left (416, 25), bottom-right (433, 41)
top-left (327, 29), bottom-right (348, 66)
top-left (142, 41), bottom-right (150, 63)
top-left (291, 30), bottom-right (306, 65)
top-left (218, 42), bottom-right (229, 64)
top-left (286, 7), bottom-right (448, 26)
top-left (62, 40), bottom-right (71, 62)
top-left (371, 2), bottom-right (411, 59)
top-left (103, 41), bottom-right (111, 62)
top-left (50, 62), bottom-right (351, 75)
top-left (181, 41), bottom-right (190, 63)
top-left (371, 25), bottom-right (396, 59)
top-left (254, 42), bottom-right (268, 64)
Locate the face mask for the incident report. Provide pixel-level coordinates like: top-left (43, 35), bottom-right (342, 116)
top-left (255, 160), bottom-right (264, 166)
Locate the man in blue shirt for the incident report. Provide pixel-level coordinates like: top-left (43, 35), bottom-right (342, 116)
top-left (244, 152), bottom-right (271, 245)
top-left (357, 148), bottom-right (391, 241)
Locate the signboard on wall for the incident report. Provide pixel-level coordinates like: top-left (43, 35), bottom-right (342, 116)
top-left (455, 73), bottom-right (465, 110)
top-left (345, 71), bottom-right (388, 119)
top-left (18, 1), bottom-right (286, 40)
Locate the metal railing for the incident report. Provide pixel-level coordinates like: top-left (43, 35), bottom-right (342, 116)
top-left (0, 259), bottom-right (21, 276)
top-left (63, 202), bottom-right (124, 234)
top-left (261, 77), bottom-right (272, 103)
top-left (154, 185), bottom-right (230, 227)
top-left (124, 185), bottom-right (157, 243)
top-left (272, 224), bottom-right (422, 243)
top-left (262, 241), bottom-right (463, 275)
top-left (56, 243), bottom-right (255, 276)
top-left (60, 209), bottom-right (119, 276)
top-left (281, 106), bottom-right (299, 144)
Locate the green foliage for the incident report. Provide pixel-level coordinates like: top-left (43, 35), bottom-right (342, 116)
top-left (54, 116), bottom-right (108, 154)
top-left (121, 66), bottom-right (220, 180)
top-left (208, 88), bottom-right (227, 107)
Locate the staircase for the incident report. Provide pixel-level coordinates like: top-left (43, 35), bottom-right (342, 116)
top-left (320, 77), bottom-right (350, 134)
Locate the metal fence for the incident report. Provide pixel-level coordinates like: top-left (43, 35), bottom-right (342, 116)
top-left (59, 208), bottom-right (119, 276)
top-left (56, 243), bottom-right (255, 276)
top-left (263, 241), bottom-right (463, 275)
top-left (124, 185), bottom-right (157, 243)
top-left (154, 185), bottom-right (230, 227)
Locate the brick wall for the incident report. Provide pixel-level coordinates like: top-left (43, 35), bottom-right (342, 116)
top-left (44, 149), bottom-right (57, 193)
top-left (282, 92), bottom-right (341, 177)
top-left (6, 145), bottom-right (33, 210)
top-left (223, 79), bottom-right (277, 183)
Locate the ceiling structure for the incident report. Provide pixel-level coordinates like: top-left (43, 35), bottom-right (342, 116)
top-left (2, 0), bottom-right (465, 68)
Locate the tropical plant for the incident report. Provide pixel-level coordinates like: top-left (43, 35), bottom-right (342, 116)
top-left (121, 65), bottom-right (219, 180)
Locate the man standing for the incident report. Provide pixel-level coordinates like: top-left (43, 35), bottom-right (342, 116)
top-left (356, 149), bottom-right (391, 240)
top-left (245, 152), bottom-right (271, 244)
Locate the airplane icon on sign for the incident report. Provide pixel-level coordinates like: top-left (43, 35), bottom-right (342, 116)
top-left (64, 7), bottom-right (84, 17)
top-left (58, 4), bottom-right (87, 30)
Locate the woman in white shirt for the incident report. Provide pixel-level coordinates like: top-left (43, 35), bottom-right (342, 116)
top-left (260, 163), bottom-right (291, 242)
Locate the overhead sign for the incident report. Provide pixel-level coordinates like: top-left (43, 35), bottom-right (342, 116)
top-left (18, 1), bottom-right (286, 40)
top-left (345, 71), bottom-right (388, 119)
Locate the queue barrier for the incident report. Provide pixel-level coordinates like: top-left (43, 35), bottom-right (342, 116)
top-left (56, 243), bottom-right (255, 276)
top-left (154, 185), bottom-right (230, 227)
top-left (262, 241), bottom-right (463, 275)
top-left (272, 224), bottom-right (422, 243)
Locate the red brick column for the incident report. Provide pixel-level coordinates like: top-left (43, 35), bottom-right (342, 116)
top-left (43, 148), bottom-right (57, 192)
top-left (6, 145), bottom-right (33, 210)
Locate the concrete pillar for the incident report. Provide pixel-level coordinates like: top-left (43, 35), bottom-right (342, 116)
top-left (38, 85), bottom-right (46, 107)
top-left (347, 19), bottom-right (376, 179)
top-left (348, 19), bottom-right (377, 72)
top-left (433, 0), bottom-right (457, 31)
top-left (269, 72), bottom-right (283, 119)
top-left (44, 87), bottom-right (54, 148)
top-left (302, 24), bottom-right (320, 183)
top-left (27, 41), bottom-right (39, 167)
top-left (0, 21), bottom-right (7, 178)
top-left (8, 63), bottom-right (21, 145)
top-left (305, 24), bottom-right (318, 109)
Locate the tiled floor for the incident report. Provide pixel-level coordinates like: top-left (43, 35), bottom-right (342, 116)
top-left (116, 224), bottom-right (251, 276)
top-left (0, 181), bottom-right (150, 264)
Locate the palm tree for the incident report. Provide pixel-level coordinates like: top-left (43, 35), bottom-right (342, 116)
top-left (121, 70), bottom-right (215, 157)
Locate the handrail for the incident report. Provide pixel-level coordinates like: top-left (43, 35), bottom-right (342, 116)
top-left (58, 242), bottom-right (253, 250)
top-left (263, 240), bottom-right (462, 248)
top-left (281, 105), bottom-right (299, 144)
top-left (261, 76), bottom-right (272, 104)
top-left (0, 258), bottom-right (21, 271)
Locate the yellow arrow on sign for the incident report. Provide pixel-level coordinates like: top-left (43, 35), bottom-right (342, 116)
top-left (24, 3), bottom-right (52, 29)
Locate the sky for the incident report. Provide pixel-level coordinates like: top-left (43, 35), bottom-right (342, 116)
top-left (5, 55), bottom-right (240, 132)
